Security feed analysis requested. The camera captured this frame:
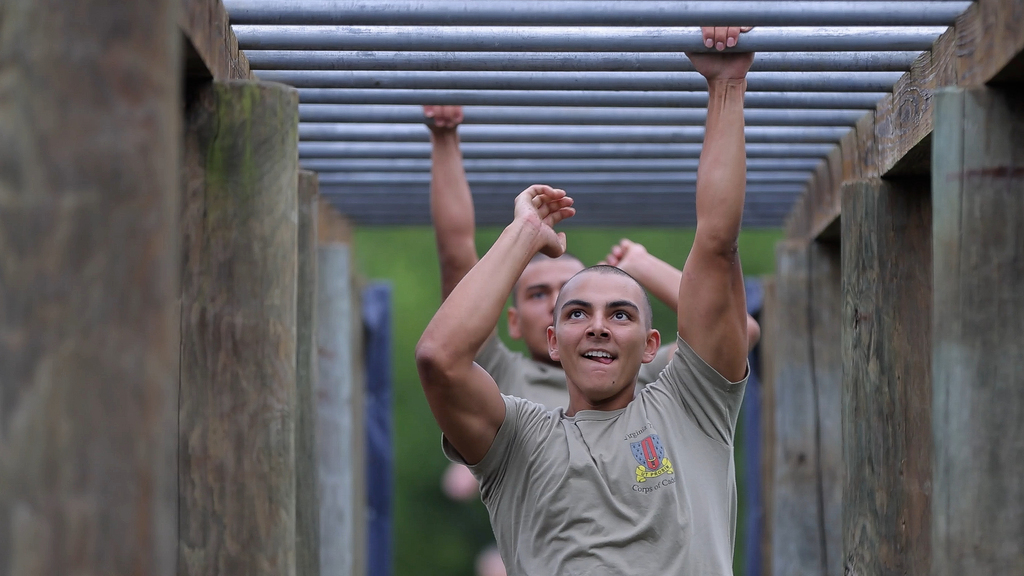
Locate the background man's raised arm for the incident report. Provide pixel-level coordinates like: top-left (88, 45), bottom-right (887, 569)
top-left (425, 105), bottom-right (478, 300)
top-left (416, 186), bottom-right (575, 465)
top-left (602, 238), bottom-right (761, 352)
top-left (676, 28), bottom-right (755, 382)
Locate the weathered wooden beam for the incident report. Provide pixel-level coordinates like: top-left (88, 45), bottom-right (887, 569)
top-left (0, 1), bottom-right (180, 573)
top-left (179, 80), bottom-right (300, 576)
top-left (769, 240), bottom-right (843, 576)
top-left (841, 179), bottom-right (933, 576)
top-left (785, 111), bottom-right (877, 239)
top-left (182, 0), bottom-right (253, 80)
top-left (759, 278), bottom-right (779, 576)
top-left (296, 171), bottom-right (321, 576)
top-left (316, 203), bottom-right (366, 576)
top-left (932, 86), bottom-right (1024, 576)
top-left (786, 0), bottom-right (1024, 240)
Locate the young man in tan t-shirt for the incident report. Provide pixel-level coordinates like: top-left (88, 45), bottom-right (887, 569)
top-left (417, 27), bottom-right (755, 574)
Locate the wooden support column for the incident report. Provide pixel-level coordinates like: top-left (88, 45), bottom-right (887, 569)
top-left (931, 86), bottom-right (1024, 576)
top-left (769, 240), bottom-right (843, 576)
top-left (0, 1), bottom-right (180, 574)
top-left (317, 207), bottom-right (366, 576)
top-left (841, 179), bottom-right (932, 576)
top-left (179, 80), bottom-right (300, 576)
top-left (296, 171), bottom-right (321, 576)
top-left (759, 278), bottom-right (778, 576)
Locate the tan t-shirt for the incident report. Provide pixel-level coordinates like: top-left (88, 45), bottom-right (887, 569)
top-left (446, 335), bottom-right (747, 576)
top-left (475, 335), bottom-right (673, 409)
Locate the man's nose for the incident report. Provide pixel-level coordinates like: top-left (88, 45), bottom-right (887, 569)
top-left (587, 316), bottom-right (610, 338)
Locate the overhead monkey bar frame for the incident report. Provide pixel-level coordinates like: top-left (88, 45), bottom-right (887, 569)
top-left (297, 141), bottom-right (840, 159)
top-left (234, 26), bottom-right (948, 52)
top-left (299, 124), bottom-right (850, 143)
top-left (314, 171), bottom-right (816, 186)
top-left (298, 105), bottom-right (866, 127)
top-left (246, 50), bottom-right (924, 72)
top-left (226, 1), bottom-right (971, 27)
top-left (298, 157), bottom-right (826, 173)
top-left (297, 89), bottom-right (888, 108)
top-left (258, 70), bottom-right (904, 92)
top-left (225, 0), bottom-right (980, 227)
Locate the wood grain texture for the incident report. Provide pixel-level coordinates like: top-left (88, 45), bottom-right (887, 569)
top-left (316, 244), bottom-right (367, 576)
top-left (296, 171), bottom-right (321, 576)
top-left (759, 278), bottom-right (778, 576)
top-left (932, 86), bottom-right (1024, 576)
top-left (841, 179), bottom-right (933, 576)
top-left (0, 1), bottom-right (180, 574)
top-left (179, 80), bottom-right (300, 576)
top-left (181, 0), bottom-right (253, 81)
top-left (785, 112), bottom-right (877, 240)
top-left (785, 0), bottom-right (1023, 240)
top-left (770, 241), bottom-right (843, 576)
top-left (318, 198), bottom-right (355, 244)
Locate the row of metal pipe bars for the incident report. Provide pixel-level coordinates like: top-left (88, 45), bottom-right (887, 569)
top-left (226, 1), bottom-right (972, 26)
top-left (226, 1), bottom-right (976, 223)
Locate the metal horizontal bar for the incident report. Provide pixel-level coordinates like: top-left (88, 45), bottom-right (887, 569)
top-left (226, 1), bottom-right (970, 27)
top-left (299, 157), bottom-right (824, 172)
top-left (299, 104), bottom-right (865, 127)
top-left (297, 88), bottom-right (887, 109)
top-left (247, 50), bottom-right (924, 72)
top-left (234, 25), bottom-right (947, 52)
top-left (260, 70), bottom-right (901, 92)
top-left (318, 183), bottom-right (805, 195)
top-left (298, 123), bottom-right (850, 143)
top-left (331, 208), bottom-right (790, 228)
top-left (314, 171), bottom-right (813, 185)
top-left (299, 141), bottom-right (835, 159)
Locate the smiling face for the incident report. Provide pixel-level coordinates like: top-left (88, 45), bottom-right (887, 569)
top-left (508, 255), bottom-right (585, 365)
top-left (547, 268), bottom-right (660, 412)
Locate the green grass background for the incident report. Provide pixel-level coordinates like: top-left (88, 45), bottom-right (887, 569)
top-left (352, 225), bottom-right (783, 576)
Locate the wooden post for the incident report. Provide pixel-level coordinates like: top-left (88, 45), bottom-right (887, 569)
top-left (317, 207), bottom-right (366, 576)
top-left (296, 171), bottom-right (322, 576)
top-left (931, 86), bottom-right (1024, 576)
top-left (759, 278), bottom-right (778, 576)
top-left (0, 1), bottom-right (179, 574)
top-left (769, 240), bottom-right (843, 576)
top-left (179, 80), bottom-right (299, 576)
top-left (841, 179), bottom-right (932, 576)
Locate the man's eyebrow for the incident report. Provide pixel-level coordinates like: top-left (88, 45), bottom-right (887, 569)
top-left (607, 300), bottom-right (641, 313)
top-left (524, 283), bottom-right (552, 292)
top-left (560, 299), bottom-right (592, 311)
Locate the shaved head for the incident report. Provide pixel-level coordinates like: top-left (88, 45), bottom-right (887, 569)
top-left (511, 252), bottom-right (583, 306)
top-left (554, 266), bottom-right (653, 329)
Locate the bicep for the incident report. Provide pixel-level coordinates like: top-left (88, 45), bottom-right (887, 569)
top-left (677, 239), bottom-right (748, 382)
top-left (420, 361), bottom-right (507, 465)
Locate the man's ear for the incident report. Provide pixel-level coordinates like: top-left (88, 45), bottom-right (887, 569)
top-left (547, 325), bottom-right (560, 361)
top-left (642, 329), bottom-right (662, 363)
top-left (508, 307), bottom-right (522, 340)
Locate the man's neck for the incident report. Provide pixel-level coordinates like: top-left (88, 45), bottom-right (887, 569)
top-left (565, 380), bottom-right (636, 416)
top-left (529, 351), bottom-right (562, 368)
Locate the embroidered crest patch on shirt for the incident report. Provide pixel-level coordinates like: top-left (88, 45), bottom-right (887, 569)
top-left (630, 434), bottom-right (674, 483)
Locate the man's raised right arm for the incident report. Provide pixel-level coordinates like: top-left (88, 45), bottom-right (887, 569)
top-left (416, 186), bottom-right (575, 465)
top-left (426, 105), bottom-right (478, 300)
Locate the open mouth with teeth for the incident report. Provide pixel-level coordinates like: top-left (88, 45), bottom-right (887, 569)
top-left (582, 350), bottom-right (616, 365)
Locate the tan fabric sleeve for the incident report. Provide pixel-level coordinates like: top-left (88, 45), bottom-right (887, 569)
top-left (653, 335), bottom-right (748, 446)
top-left (475, 333), bottom-right (522, 396)
top-left (636, 344), bottom-right (675, 386)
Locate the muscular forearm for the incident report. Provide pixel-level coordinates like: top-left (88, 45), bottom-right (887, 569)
top-left (430, 130), bottom-right (478, 299)
top-left (420, 217), bottom-right (546, 372)
top-left (695, 79), bottom-right (747, 243)
top-left (621, 252), bottom-right (683, 313)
